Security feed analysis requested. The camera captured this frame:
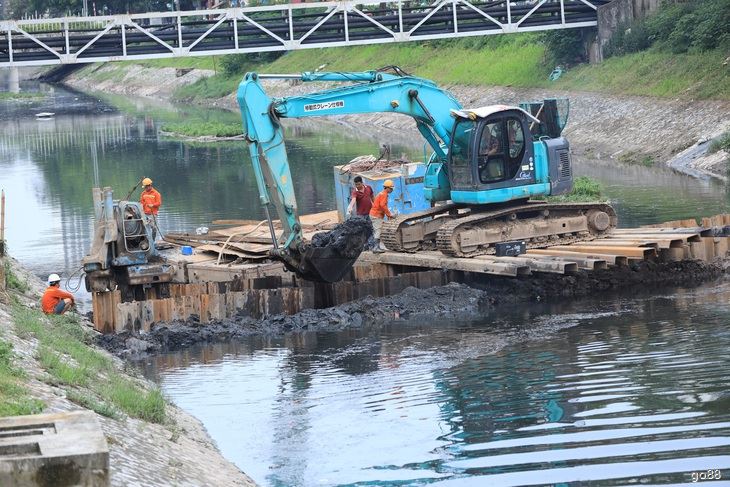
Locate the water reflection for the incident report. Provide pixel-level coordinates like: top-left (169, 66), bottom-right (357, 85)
top-left (141, 282), bottom-right (730, 486)
top-left (0, 85), bottom-right (416, 295)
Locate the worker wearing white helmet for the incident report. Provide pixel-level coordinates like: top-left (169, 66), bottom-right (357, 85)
top-left (369, 179), bottom-right (397, 253)
top-left (41, 273), bottom-right (75, 315)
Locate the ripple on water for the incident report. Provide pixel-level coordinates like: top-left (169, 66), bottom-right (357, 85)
top-left (146, 289), bottom-right (730, 486)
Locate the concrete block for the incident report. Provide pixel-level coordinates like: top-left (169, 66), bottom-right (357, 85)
top-left (0, 410), bottom-right (109, 486)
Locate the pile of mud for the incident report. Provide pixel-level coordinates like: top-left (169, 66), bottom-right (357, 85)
top-left (96, 259), bottom-right (728, 359)
top-left (97, 283), bottom-right (490, 358)
top-left (480, 260), bottom-right (727, 300)
top-left (310, 216), bottom-right (372, 259)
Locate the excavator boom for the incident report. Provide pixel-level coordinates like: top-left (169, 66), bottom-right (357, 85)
top-left (237, 69), bottom-right (462, 282)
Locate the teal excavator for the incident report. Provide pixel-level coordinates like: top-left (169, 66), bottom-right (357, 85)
top-left (238, 67), bottom-right (616, 283)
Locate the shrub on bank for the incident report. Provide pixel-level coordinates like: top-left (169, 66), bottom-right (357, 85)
top-left (543, 176), bottom-right (604, 203)
top-left (605, 0), bottom-right (730, 57)
top-left (160, 121), bottom-right (243, 138)
top-left (708, 132), bottom-right (730, 154)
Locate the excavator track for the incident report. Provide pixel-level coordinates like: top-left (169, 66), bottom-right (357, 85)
top-left (380, 203), bottom-right (464, 252)
top-left (436, 201), bottom-right (617, 257)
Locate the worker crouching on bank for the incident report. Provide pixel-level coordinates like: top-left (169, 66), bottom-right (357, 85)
top-left (369, 179), bottom-right (397, 253)
top-left (41, 274), bottom-right (75, 315)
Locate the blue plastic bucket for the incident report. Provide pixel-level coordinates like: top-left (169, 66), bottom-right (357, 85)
top-left (181, 246), bottom-right (193, 256)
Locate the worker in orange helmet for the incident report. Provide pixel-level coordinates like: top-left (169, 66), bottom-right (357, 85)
top-left (41, 274), bottom-right (75, 315)
top-left (139, 177), bottom-right (162, 240)
top-left (368, 179), bottom-right (397, 253)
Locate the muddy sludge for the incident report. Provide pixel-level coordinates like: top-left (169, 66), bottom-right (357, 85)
top-left (97, 283), bottom-right (491, 358)
top-left (96, 259), bottom-right (729, 359)
top-left (310, 216), bottom-right (373, 258)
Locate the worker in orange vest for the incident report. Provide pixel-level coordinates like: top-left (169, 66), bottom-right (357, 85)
top-left (140, 177), bottom-right (162, 240)
top-left (41, 274), bottom-right (75, 315)
top-left (369, 179), bottom-right (397, 253)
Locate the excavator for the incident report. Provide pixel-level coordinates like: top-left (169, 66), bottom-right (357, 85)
top-left (238, 66), bottom-right (616, 283)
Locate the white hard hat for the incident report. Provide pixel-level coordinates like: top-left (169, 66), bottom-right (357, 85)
top-left (48, 273), bottom-right (61, 284)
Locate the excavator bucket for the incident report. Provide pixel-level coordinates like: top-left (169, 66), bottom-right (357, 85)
top-left (298, 246), bottom-right (361, 283)
top-left (294, 218), bottom-right (373, 283)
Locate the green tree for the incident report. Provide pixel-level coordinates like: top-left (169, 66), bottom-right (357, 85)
top-left (9, 0), bottom-right (173, 17)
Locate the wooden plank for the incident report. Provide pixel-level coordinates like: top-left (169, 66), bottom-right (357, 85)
top-left (714, 236), bottom-right (729, 259)
top-left (360, 250), bottom-right (530, 276)
top-left (207, 294), bottom-right (226, 320)
top-left (199, 294), bottom-right (210, 322)
top-left (527, 249), bottom-right (627, 267)
top-left (299, 210), bottom-right (340, 228)
top-left (613, 228), bottom-right (706, 236)
top-left (153, 299), bottom-right (172, 323)
top-left (548, 245), bottom-right (655, 258)
top-left (115, 301), bottom-right (142, 333)
top-left (689, 241), bottom-right (707, 261)
top-left (224, 241), bottom-right (272, 254)
top-left (589, 238), bottom-right (686, 249)
top-left (607, 232), bottom-right (699, 242)
top-left (644, 218), bottom-right (698, 228)
top-left (474, 255), bottom-right (577, 274)
top-left (196, 244), bottom-right (263, 260)
top-left (140, 301), bottom-right (155, 332)
top-left (578, 239), bottom-right (659, 248)
top-left (92, 290), bottom-right (119, 334)
top-left (702, 237), bottom-right (717, 261)
top-left (523, 251), bottom-right (607, 270)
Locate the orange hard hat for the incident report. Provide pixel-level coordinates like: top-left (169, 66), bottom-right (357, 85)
top-left (142, 177), bottom-right (153, 186)
top-left (383, 180), bottom-right (394, 188)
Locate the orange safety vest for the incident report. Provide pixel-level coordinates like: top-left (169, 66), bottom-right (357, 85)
top-left (140, 188), bottom-right (162, 215)
top-left (369, 190), bottom-right (392, 219)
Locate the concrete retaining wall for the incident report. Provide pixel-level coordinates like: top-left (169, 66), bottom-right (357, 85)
top-left (589, 0), bottom-right (661, 63)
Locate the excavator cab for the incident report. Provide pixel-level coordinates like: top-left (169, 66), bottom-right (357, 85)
top-left (449, 109), bottom-right (535, 189)
top-left (446, 105), bottom-right (570, 204)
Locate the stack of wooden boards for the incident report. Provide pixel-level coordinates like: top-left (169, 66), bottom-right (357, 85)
top-left (164, 210), bottom-right (340, 260)
top-left (361, 213), bottom-right (730, 276)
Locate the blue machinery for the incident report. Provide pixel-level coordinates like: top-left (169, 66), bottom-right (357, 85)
top-left (82, 187), bottom-right (174, 300)
top-left (238, 67), bottom-right (616, 282)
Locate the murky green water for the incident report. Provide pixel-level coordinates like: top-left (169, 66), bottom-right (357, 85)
top-left (2, 83), bottom-right (730, 485)
top-left (142, 284), bottom-right (730, 486)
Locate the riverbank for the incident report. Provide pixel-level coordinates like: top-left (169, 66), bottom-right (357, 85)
top-left (0, 256), bottom-right (257, 487)
top-left (64, 63), bottom-right (730, 181)
top-left (96, 258), bottom-right (728, 359)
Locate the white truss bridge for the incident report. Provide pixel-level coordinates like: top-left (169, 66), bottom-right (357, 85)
top-left (0, 0), bottom-right (610, 68)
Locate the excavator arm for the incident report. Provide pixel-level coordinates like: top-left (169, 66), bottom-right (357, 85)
top-left (237, 69), bottom-right (462, 282)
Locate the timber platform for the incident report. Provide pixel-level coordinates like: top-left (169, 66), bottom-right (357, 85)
top-left (90, 212), bottom-right (730, 334)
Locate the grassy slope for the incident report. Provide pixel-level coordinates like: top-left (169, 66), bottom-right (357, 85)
top-left (161, 37), bottom-right (728, 102)
top-left (558, 49), bottom-right (730, 100)
top-left (1, 262), bottom-right (166, 422)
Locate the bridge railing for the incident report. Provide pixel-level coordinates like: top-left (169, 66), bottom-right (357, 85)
top-left (0, 0), bottom-right (609, 67)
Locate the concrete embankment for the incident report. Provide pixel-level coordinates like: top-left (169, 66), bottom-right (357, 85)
top-left (0, 256), bottom-right (257, 487)
top-left (64, 63), bottom-right (730, 180)
top-left (97, 259), bottom-right (727, 359)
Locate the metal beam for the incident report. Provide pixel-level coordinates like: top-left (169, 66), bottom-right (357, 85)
top-left (0, 0), bottom-right (608, 68)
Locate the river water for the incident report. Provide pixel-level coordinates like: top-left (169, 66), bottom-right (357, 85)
top-left (2, 84), bottom-right (730, 485)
